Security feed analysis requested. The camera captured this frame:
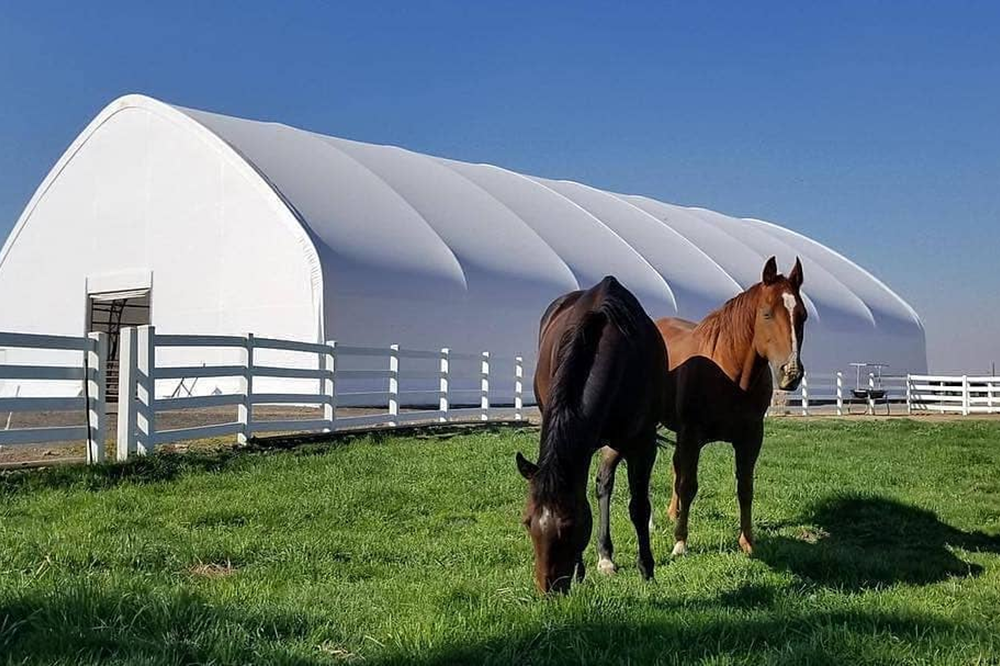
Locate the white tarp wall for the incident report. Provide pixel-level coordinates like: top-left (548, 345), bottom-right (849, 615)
top-left (0, 95), bottom-right (926, 399)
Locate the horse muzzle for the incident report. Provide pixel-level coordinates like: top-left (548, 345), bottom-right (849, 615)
top-left (778, 363), bottom-right (804, 391)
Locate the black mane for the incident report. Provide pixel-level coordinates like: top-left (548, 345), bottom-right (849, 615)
top-left (533, 277), bottom-right (644, 503)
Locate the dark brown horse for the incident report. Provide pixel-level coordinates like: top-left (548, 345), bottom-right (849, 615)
top-left (594, 257), bottom-right (805, 571)
top-left (516, 276), bottom-right (667, 593)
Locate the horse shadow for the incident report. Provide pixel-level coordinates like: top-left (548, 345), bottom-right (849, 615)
top-left (757, 493), bottom-right (1000, 590)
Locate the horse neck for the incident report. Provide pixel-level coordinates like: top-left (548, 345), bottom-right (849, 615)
top-left (696, 285), bottom-right (768, 390)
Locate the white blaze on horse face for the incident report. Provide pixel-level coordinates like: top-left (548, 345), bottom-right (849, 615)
top-left (782, 292), bottom-right (799, 367)
top-left (538, 507), bottom-right (555, 533)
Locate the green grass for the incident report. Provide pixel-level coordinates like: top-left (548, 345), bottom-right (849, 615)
top-left (2, 420), bottom-right (1000, 665)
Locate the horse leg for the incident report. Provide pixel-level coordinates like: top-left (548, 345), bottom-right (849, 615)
top-left (594, 446), bottom-right (622, 575)
top-left (648, 492), bottom-right (656, 531)
top-left (672, 429), bottom-right (701, 556)
top-left (735, 428), bottom-right (763, 555)
top-left (626, 441), bottom-right (657, 580)
top-left (667, 453), bottom-right (680, 522)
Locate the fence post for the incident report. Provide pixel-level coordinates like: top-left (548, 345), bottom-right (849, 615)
top-left (867, 372), bottom-right (875, 415)
top-left (514, 356), bottom-right (523, 421)
top-left (388, 344), bottom-right (399, 426)
top-left (962, 375), bottom-right (970, 416)
top-left (438, 347), bottom-right (449, 423)
top-left (800, 372), bottom-right (809, 416)
top-left (86, 332), bottom-right (107, 464)
top-left (135, 325), bottom-right (156, 456)
top-left (906, 374), bottom-right (913, 415)
top-left (237, 333), bottom-right (254, 445)
top-left (989, 377), bottom-right (995, 413)
top-left (323, 341), bottom-right (336, 431)
top-left (480, 351), bottom-right (490, 421)
top-left (836, 371), bottom-right (843, 416)
top-left (116, 327), bottom-right (138, 461)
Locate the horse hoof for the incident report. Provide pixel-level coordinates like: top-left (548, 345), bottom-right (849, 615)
top-left (597, 557), bottom-right (618, 575)
top-left (739, 536), bottom-right (754, 556)
top-left (671, 541), bottom-right (688, 557)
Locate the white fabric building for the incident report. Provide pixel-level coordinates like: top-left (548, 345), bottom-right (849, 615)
top-left (0, 94), bottom-right (926, 398)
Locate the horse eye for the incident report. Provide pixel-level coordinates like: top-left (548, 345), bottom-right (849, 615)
top-left (762, 310), bottom-right (772, 319)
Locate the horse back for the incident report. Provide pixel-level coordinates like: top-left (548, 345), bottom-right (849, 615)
top-left (656, 315), bottom-right (772, 440)
top-left (656, 317), bottom-right (699, 372)
top-left (536, 277), bottom-right (666, 443)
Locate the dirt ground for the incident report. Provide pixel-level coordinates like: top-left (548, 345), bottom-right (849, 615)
top-left (0, 405), bottom-right (537, 469)
top-left (2, 403), bottom-right (997, 470)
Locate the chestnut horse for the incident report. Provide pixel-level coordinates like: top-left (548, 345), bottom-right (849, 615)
top-left (516, 276), bottom-right (667, 593)
top-left (594, 257), bottom-right (805, 572)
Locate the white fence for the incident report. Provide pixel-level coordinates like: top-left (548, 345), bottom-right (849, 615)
top-left (115, 326), bottom-right (526, 460)
top-left (774, 371), bottom-right (859, 416)
top-left (907, 374), bottom-right (1000, 415)
top-left (0, 331), bottom-right (107, 462)
top-left (3, 325), bottom-right (998, 465)
top-left (773, 370), bottom-right (999, 416)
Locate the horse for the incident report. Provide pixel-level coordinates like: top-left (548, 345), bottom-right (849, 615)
top-left (593, 256), bottom-right (806, 571)
top-left (515, 275), bottom-right (668, 593)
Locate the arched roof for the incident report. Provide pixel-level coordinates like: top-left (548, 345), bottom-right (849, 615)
top-left (1, 94), bottom-right (926, 375)
top-left (175, 97), bottom-right (921, 336)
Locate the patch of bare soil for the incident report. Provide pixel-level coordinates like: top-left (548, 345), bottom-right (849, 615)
top-left (798, 527), bottom-right (831, 544)
top-left (187, 561), bottom-right (236, 579)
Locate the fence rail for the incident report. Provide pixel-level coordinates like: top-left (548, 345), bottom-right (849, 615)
top-left (907, 374), bottom-right (1000, 415)
top-left (0, 330), bottom-right (106, 462)
top-left (770, 370), bottom-right (999, 417)
top-left (3, 326), bottom-right (997, 466)
top-left (114, 326), bottom-right (527, 461)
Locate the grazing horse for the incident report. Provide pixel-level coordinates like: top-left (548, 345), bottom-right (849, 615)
top-left (516, 276), bottom-right (667, 593)
top-left (594, 257), bottom-right (805, 571)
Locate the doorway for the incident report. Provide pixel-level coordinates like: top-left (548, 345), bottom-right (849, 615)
top-left (88, 289), bottom-right (151, 402)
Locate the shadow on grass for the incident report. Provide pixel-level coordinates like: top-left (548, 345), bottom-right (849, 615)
top-left (0, 585), bottom-right (320, 665)
top-left (0, 423), bottom-right (531, 497)
top-left (758, 493), bottom-right (1000, 590)
top-left (0, 437), bottom-right (354, 495)
top-left (367, 607), bottom-right (962, 665)
top-left (0, 584), bottom-right (968, 666)
top-left (0, 448), bottom-right (249, 496)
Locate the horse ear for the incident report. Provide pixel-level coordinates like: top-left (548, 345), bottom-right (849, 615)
top-left (762, 256), bottom-right (778, 285)
top-left (516, 452), bottom-right (538, 480)
top-left (789, 256), bottom-right (804, 290)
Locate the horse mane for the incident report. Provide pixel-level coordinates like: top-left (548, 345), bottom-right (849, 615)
top-left (533, 279), bottom-right (640, 503)
top-left (694, 283), bottom-right (761, 354)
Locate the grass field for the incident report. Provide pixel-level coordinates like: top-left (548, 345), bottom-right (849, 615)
top-left (2, 420), bottom-right (1000, 665)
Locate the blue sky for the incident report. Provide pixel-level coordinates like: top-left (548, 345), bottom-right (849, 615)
top-left (1, 1), bottom-right (997, 372)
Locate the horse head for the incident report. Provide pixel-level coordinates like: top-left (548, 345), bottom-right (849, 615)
top-left (515, 451), bottom-right (591, 594)
top-left (755, 256), bottom-right (807, 391)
